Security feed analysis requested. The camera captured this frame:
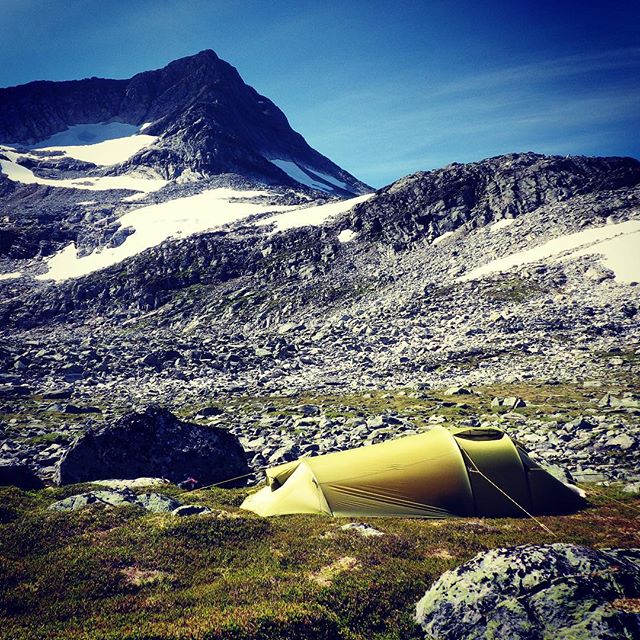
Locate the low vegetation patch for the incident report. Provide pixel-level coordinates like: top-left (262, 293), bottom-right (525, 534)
top-left (0, 482), bottom-right (638, 640)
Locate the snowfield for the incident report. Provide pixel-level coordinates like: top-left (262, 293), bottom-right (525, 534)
top-left (459, 220), bottom-right (640, 283)
top-left (30, 122), bottom-right (158, 165)
top-left (0, 148), bottom-right (167, 193)
top-left (432, 231), bottom-right (455, 245)
top-left (36, 188), bottom-right (296, 282)
top-left (256, 194), bottom-right (372, 232)
top-left (36, 192), bottom-right (373, 282)
top-left (489, 218), bottom-right (516, 232)
top-left (269, 159), bottom-right (349, 193)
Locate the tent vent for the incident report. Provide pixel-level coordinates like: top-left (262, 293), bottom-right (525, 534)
top-left (455, 428), bottom-right (504, 441)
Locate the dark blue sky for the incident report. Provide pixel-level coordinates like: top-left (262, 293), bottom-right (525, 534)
top-left (1, 0), bottom-right (639, 186)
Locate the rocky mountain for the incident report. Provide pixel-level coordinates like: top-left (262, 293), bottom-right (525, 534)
top-left (0, 50), bottom-right (370, 194)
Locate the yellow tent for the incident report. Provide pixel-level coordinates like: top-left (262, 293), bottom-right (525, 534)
top-left (241, 426), bottom-right (585, 518)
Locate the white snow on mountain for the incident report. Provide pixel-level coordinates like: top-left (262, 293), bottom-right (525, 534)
top-left (269, 159), bottom-right (342, 193)
top-left (338, 229), bottom-right (357, 243)
top-left (567, 227), bottom-right (640, 283)
top-left (36, 189), bottom-right (297, 281)
top-left (432, 231), bottom-right (455, 245)
top-left (23, 122), bottom-right (158, 166)
top-left (459, 220), bottom-right (640, 282)
top-left (489, 218), bottom-right (516, 232)
top-left (307, 168), bottom-right (350, 191)
top-left (256, 193), bottom-right (373, 232)
top-left (0, 271), bottom-right (21, 280)
top-left (33, 122), bottom-right (139, 147)
top-left (0, 151), bottom-right (166, 193)
top-left (36, 191), bottom-right (373, 281)
top-left (36, 134), bottom-right (157, 166)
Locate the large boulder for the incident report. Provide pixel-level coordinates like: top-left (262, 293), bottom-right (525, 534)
top-left (0, 461), bottom-right (43, 489)
top-left (55, 406), bottom-right (249, 486)
top-left (416, 543), bottom-right (640, 639)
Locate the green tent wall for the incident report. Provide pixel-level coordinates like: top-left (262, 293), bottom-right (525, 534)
top-left (241, 426), bottom-right (585, 518)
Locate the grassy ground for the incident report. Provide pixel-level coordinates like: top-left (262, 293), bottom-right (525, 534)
top-left (0, 482), bottom-right (638, 640)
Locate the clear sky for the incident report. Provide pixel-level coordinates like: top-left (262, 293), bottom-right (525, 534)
top-left (1, 0), bottom-right (639, 187)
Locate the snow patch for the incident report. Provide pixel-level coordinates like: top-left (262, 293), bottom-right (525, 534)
top-left (459, 220), bottom-right (640, 282)
top-left (567, 229), bottom-right (640, 283)
top-left (432, 231), bottom-right (455, 246)
top-left (0, 271), bottom-right (21, 280)
top-left (37, 189), bottom-right (297, 281)
top-left (0, 156), bottom-right (166, 193)
top-left (308, 168), bottom-right (350, 190)
top-left (256, 194), bottom-right (373, 233)
top-left (270, 159), bottom-right (340, 193)
top-left (37, 134), bottom-right (157, 166)
top-left (338, 229), bottom-right (357, 243)
top-left (489, 218), bottom-right (515, 233)
top-left (122, 192), bottom-right (148, 203)
top-left (28, 122), bottom-right (157, 166)
top-left (33, 122), bottom-right (139, 147)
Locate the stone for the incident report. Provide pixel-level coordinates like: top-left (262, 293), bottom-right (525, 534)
top-left (445, 386), bottom-right (471, 396)
top-left (415, 544), bottom-right (640, 640)
top-left (91, 477), bottom-right (169, 490)
top-left (623, 482), bottom-right (640, 494)
top-left (55, 406), bottom-right (249, 486)
top-left (49, 490), bottom-right (139, 511)
top-left (198, 406), bottom-right (223, 417)
top-left (172, 505), bottom-right (211, 517)
top-left (295, 404), bottom-right (321, 417)
top-left (492, 396), bottom-right (526, 409)
top-left (0, 383), bottom-right (31, 398)
top-left (135, 492), bottom-right (182, 513)
top-left (63, 404), bottom-right (102, 414)
top-left (503, 396), bottom-right (526, 409)
top-left (604, 433), bottom-right (635, 450)
top-left (42, 387), bottom-right (73, 400)
top-left (340, 523), bottom-right (384, 537)
top-left (0, 462), bottom-right (43, 489)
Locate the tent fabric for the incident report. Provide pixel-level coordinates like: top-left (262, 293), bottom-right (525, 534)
top-left (240, 426), bottom-right (584, 518)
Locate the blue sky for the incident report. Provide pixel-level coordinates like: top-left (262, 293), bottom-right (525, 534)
top-left (1, 0), bottom-right (639, 187)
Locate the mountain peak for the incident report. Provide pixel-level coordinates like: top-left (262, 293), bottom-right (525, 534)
top-left (0, 52), bottom-right (371, 195)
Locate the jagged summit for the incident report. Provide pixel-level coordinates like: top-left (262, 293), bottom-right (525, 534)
top-left (0, 50), bottom-right (370, 194)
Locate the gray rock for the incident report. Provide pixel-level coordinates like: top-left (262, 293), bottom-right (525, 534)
top-left (63, 404), bottom-right (102, 414)
top-left (49, 489), bottom-right (138, 511)
top-left (135, 492), bottom-right (182, 513)
top-left (492, 396), bottom-right (526, 409)
top-left (605, 433), bottom-right (635, 450)
top-left (42, 387), bottom-right (73, 400)
top-left (0, 462), bottom-right (43, 489)
top-left (0, 383), bottom-right (31, 398)
top-left (55, 406), bottom-right (249, 486)
top-left (445, 386), bottom-right (471, 396)
top-left (416, 543), bottom-right (640, 640)
top-left (623, 482), bottom-right (640, 494)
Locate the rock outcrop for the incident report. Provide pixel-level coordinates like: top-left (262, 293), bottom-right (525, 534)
top-left (55, 406), bottom-right (249, 486)
top-left (415, 543), bottom-right (640, 639)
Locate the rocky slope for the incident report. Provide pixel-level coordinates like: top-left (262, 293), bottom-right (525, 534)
top-left (1, 152), bottom-right (639, 488)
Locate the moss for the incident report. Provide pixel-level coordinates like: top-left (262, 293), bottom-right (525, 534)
top-left (0, 481), bottom-right (638, 640)
top-left (25, 432), bottom-right (72, 446)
